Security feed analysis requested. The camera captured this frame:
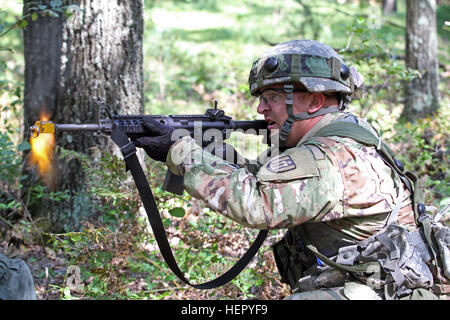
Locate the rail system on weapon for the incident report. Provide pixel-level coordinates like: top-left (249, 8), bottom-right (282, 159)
top-left (30, 101), bottom-right (268, 144)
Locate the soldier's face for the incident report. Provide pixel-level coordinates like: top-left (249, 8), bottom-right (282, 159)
top-left (257, 84), bottom-right (314, 146)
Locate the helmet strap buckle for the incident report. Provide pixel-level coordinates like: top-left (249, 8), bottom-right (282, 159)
top-left (279, 116), bottom-right (295, 147)
top-left (278, 84), bottom-right (296, 148)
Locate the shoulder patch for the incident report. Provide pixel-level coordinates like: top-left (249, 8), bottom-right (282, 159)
top-left (257, 148), bottom-right (319, 182)
top-left (266, 155), bottom-right (296, 173)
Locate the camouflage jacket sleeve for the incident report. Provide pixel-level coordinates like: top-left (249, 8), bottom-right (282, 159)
top-left (166, 136), bottom-right (343, 230)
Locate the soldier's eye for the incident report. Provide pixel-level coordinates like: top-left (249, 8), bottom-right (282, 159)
top-left (259, 91), bottom-right (283, 105)
top-left (267, 93), bottom-right (282, 103)
top-left (259, 95), bottom-right (268, 104)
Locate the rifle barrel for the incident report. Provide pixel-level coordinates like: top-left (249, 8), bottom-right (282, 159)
top-left (231, 120), bottom-right (267, 131)
top-left (30, 121), bottom-right (102, 138)
top-left (54, 124), bottom-right (101, 131)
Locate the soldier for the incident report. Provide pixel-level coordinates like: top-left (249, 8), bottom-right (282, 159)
top-left (133, 40), bottom-right (449, 300)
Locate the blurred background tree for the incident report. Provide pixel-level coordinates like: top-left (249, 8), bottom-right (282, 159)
top-left (403, 0), bottom-right (440, 121)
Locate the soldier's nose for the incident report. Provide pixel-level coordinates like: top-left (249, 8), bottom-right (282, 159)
top-left (257, 101), bottom-right (270, 114)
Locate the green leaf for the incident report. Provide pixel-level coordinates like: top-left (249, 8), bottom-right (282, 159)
top-left (17, 141), bottom-right (31, 151)
top-left (31, 13), bottom-right (38, 21)
top-left (63, 286), bottom-right (72, 299)
top-left (18, 19), bottom-right (28, 29)
top-left (168, 207), bottom-right (185, 218)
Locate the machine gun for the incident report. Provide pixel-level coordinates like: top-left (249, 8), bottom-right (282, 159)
top-left (30, 101), bottom-right (268, 194)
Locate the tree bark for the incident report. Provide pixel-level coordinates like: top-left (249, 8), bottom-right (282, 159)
top-left (402, 0), bottom-right (440, 122)
top-left (23, 0), bottom-right (144, 232)
top-left (382, 0), bottom-right (397, 15)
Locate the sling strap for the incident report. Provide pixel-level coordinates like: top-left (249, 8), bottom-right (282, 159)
top-left (110, 126), bottom-right (268, 289)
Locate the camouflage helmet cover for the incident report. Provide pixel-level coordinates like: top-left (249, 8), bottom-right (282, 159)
top-left (248, 40), bottom-right (363, 96)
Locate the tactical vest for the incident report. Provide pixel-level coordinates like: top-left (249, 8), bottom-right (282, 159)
top-left (272, 115), bottom-right (450, 299)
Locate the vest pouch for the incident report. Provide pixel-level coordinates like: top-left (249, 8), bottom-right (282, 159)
top-left (432, 224), bottom-right (450, 278)
top-left (431, 223), bottom-right (450, 294)
top-left (399, 288), bottom-right (439, 300)
top-left (271, 238), bottom-right (303, 289)
top-left (335, 224), bottom-right (434, 299)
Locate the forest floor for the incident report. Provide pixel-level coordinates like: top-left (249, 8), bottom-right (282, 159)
top-left (1, 208), bottom-right (291, 300)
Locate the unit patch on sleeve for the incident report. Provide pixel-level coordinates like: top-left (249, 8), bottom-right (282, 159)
top-left (256, 148), bottom-right (320, 182)
top-left (267, 155), bottom-right (296, 173)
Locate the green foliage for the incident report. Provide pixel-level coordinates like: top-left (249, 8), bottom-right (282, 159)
top-left (0, 131), bottom-right (25, 189)
top-left (340, 15), bottom-right (420, 121)
top-left (47, 225), bottom-right (136, 299)
top-left (42, 150), bottom-right (148, 298)
top-left (0, 131), bottom-right (29, 227)
top-left (0, 2), bottom-right (80, 39)
top-left (392, 107), bottom-right (450, 207)
top-left (169, 207), bottom-right (186, 218)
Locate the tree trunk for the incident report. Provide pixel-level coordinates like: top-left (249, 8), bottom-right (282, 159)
top-left (402, 0), bottom-right (440, 122)
top-left (382, 0), bottom-right (397, 15)
top-left (23, 0), bottom-right (144, 232)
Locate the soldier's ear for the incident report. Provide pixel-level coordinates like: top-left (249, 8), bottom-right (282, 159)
top-left (307, 93), bottom-right (325, 114)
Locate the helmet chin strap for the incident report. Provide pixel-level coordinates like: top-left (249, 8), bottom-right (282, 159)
top-left (278, 84), bottom-right (344, 149)
top-left (278, 84), bottom-right (295, 148)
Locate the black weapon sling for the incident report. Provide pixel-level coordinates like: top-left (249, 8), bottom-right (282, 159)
top-left (110, 127), bottom-right (268, 289)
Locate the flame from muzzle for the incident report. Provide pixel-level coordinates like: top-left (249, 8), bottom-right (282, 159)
top-left (28, 113), bottom-right (55, 186)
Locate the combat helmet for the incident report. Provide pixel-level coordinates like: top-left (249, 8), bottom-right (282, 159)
top-left (248, 40), bottom-right (363, 147)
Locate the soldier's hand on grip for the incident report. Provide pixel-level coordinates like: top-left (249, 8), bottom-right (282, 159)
top-left (133, 118), bottom-right (175, 162)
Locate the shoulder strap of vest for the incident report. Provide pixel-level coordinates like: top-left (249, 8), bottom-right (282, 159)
top-left (312, 121), bottom-right (424, 223)
top-left (314, 122), bottom-right (397, 174)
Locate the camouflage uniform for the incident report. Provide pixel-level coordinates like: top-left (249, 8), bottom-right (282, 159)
top-left (164, 40), bottom-right (449, 299)
top-left (167, 112), bottom-right (415, 236)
